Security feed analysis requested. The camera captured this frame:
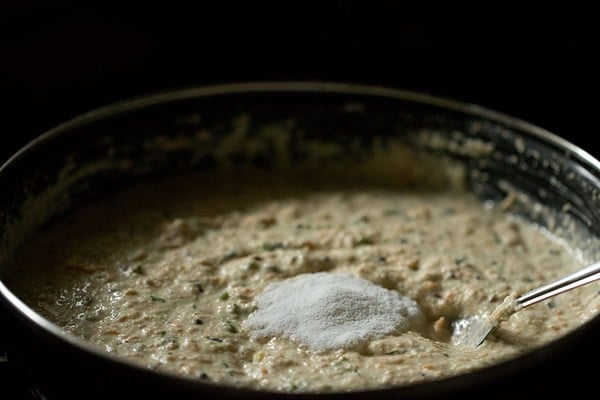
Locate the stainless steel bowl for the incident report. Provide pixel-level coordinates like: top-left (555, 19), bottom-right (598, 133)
top-left (1, 82), bottom-right (599, 400)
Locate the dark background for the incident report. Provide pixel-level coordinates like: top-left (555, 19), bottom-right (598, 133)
top-left (1, 2), bottom-right (598, 164)
top-left (1, 2), bottom-right (599, 398)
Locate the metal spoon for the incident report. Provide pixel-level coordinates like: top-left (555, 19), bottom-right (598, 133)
top-left (452, 260), bottom-right (600, 348)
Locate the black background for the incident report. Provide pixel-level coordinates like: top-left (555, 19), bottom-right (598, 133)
top-left (1, 2), bottom-right (598, 164)
top-left (1, 2), bottom-right (599, 398)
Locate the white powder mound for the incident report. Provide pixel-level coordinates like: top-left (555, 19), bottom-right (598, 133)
top-left (243, 272), bottom-right (422, 352)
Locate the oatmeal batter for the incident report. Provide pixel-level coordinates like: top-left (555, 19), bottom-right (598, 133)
top-left (4, 168), bottom-right (600, 393)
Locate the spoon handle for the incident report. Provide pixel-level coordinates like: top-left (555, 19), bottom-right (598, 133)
top-left (517, 261), bottom-right (600, 308)
top-left (462, 260), bottom-right (600, 349)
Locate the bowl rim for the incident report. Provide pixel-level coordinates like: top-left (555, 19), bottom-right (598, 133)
top-left (3, 80), bottom-right (599, 174)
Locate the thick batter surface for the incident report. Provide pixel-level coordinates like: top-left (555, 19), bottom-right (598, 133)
top-left (5, 168), bottom-right (599, 393)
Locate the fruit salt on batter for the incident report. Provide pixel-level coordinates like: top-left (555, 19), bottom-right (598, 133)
top-left (5, 168), bottom-right (599, 393)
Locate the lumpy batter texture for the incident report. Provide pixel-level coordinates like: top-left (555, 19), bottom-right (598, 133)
top-left (5, 168), bottom-right (600, 393)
